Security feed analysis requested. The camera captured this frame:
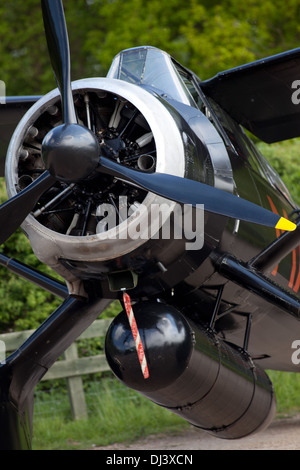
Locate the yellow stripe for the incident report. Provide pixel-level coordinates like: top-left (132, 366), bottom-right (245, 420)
top-left (275, 217), bottom-right (297, 232)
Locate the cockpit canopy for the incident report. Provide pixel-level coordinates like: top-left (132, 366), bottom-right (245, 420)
top-left (107, 46), bottom-right (199, 108)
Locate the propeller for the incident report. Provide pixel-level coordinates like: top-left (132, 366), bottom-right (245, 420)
top-left (0, 0), bottom-right (99, 246)
top-left (40, 0), bottom-right (99, 181)
top-left (41, 0), bottom-right (76, 125)
top-left (98, 157), bottom-right (296, 232)
top-left (0, 172), bottom-right (56, 246)
top-left (0, 0), bottom-right (295, 248)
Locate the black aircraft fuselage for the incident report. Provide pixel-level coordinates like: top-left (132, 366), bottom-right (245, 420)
top-left (1, 1), bottom-right (300, 449)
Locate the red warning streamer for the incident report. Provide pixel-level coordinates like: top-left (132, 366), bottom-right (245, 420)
top-left (123, 292), bottom-right (149, 379)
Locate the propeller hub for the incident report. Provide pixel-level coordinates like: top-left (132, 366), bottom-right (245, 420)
top-left (42, 123), bottom-right (99, 183)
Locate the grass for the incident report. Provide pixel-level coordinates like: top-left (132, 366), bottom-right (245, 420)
top-left (32, 378), bottom-right (189, 450)
top-left (31, 369), bottom-right (300, 450)
top-left (268, 370), bottom-right (300, 416)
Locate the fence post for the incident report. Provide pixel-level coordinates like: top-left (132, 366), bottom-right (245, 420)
top-left (0, 318), bottom-right (114, 420)
top-left (0, 340), bottom-right (5, 363)
top-left (63, 343), bottom-right (88, 420)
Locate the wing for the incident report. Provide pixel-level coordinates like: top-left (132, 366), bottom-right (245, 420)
top-left (199, 47), bottom-right (300, 143)
top-left (0, 96), bottom-right (41, 176)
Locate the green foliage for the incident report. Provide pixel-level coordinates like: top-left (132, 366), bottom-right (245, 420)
top-left (257, 140), bottom-right (300, 206)
top-left (1, 0), bottom-right (300, 95)
top-left (0, 0), bottom-right (101, 95)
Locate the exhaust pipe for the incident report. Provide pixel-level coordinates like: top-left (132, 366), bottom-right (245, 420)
top-left (105, 301), bottom-right (276, 439)
top-left (137, 154), bottom-right (156, 172)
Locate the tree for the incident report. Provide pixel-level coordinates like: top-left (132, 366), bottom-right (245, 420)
top-left (1, 0), bottom-right (300, 95)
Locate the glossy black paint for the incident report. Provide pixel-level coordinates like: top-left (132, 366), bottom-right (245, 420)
top-left (41, 0), bottom-right (100, 185)
top-left (216, 254), bottom-right (300, 318)
top-left (105, 301), bottom-right (276, 439)
top-left (0, 295), bottom-right (111, 450)
top-left (41, 0), bottom-right (76, 124)
top-left (250, 223), bottom-right (300, 273)
top-left (56, 85), bottom-right (300, 371)
top-left (1, 0), bottom-right (300, 450)
top-left (99, 155), bottom-right (284, 229)
top-left (0, 171), bottom-right (55, 246)
top-left (42, 123), bottom-right (99, 182)
top-left (0, 253), bottom-right (68, 299)
top-left (105, 301), bottom-right (193, 391)
top-left (200, 47), bottom-right (300, 143)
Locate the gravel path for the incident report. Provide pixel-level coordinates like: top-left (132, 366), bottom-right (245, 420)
top-left (94, 415), bottom-right (300, 450)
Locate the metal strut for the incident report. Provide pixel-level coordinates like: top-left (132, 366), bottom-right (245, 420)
top-left (209, 285), bottom-right (224, 329)
top-left (208, 283), bottom-right (253, 353)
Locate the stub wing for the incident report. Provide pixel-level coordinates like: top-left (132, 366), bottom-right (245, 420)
top-left (200, 47), bottom-right (300, 143)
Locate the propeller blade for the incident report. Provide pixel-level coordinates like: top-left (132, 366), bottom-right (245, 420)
top-left (0, 1), bottom-right (97, 247)
top-left (41, 0), bottom-right (76, 124)
top-left (99, 156), bottom-right (296, 232)
top-left (40, 0), bottom-right (99, 183)
top-left (0, 171), bottom-right (55, 245)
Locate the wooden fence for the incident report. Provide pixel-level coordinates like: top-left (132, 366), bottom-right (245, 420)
top-left (0, 318), bottom-right (113, 420)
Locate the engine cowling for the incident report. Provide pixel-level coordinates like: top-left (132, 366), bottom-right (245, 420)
top-left (5, 77), bottom-right (231, 296)
top-left (5, 79), bottom-right (187, 292)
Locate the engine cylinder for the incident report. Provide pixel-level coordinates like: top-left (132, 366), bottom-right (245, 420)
top-left (105, 301), bottom-right (276, 439)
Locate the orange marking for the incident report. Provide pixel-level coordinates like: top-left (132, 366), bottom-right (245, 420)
top-left (289, 249), bottom-right (297, 288)
top-left (281, 209), bottom-right (297, 289)
top-left (265, 197), bottom-right (298, 291)
top-left (271, 264), bottom-right (278, 276)
top-left (267, 196), bottom-right (284, 277)
top-left (267, 195), bottom-right (280, 238)
top-left (293, 246), bottom-right (300, 293)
